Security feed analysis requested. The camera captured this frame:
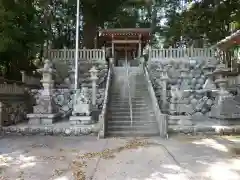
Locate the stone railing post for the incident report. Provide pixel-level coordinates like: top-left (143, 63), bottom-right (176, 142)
top-left (109, 57), bottom-right (114, 67)
top-left (90, 66), bottom-right (98, 106)
top-left (0, 102), bottom-right (6, 127)
top-left (102, 46), bottom-right (106, 61)
top-left (20, 71), bottom-right (26, 83)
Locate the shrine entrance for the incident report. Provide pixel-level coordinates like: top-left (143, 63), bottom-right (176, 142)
top-left (98, 28), bottom-right (151, 66)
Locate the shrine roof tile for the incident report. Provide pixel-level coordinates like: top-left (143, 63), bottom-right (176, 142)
top-left (216, 30), bottom-right (240, 50)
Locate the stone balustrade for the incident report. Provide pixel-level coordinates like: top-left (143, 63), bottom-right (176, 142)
top-left (45, 47), bottom-right (106, 63)
top-left (149, 47), bottom-right (215, 62)
top-left (0, 80), bottom-right (31, 126)
top-left (21, 71), bottom-right (41, 87)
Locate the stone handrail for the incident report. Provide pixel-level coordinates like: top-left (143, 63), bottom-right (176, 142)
top-left (143, 64), bottom-right (168, 138)
top-left (98, 61), bottom-right (113, 138)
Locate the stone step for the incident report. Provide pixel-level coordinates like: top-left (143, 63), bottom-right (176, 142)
top-left (108, 116), bottom-right (155, 122)
top-left (110, 99), bottom-right (146, 102)
top-left (109, 106), bottom-right (150, 111)
top-left (111, 96), bottom-right (146, 100)
top-left (110, 93), bottom-right (146, 96)
top-left (109, 117), bottom-right (155, 122)
top-left (111, 88), bottom-right (148, 91)
top-left (108, 120), bottom-right (157, 125)
top-left (110, 104), bottom-right (149, 108)
top-left (107, 124), bottom-right (159, 131)
top-left (109, 111), bottom-right (154, 116)
top-left (110, 95), bottom-right (147, 99)
top-left (110, 100), bottom-right (146, 104)
top-left (110, 101), bottom-right (148, 105)
top-left (106, 130), bottom-right (160, 137)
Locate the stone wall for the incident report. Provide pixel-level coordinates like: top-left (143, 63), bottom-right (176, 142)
top-left (53, 59), bottom-right (108, 110)
top-left (149, 58), bottom-right (219, 123)
top-left (0, 80), bottom-right (33, 126)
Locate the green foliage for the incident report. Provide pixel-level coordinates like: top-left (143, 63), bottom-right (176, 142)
top-left (0, 0), bottom-right (46, 79)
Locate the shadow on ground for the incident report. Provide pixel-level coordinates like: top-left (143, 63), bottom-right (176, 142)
top-left (0, 135), bottom-right (239, 180)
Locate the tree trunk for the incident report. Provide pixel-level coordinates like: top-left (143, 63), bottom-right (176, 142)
top-left (83, 18), bottom-right (97, 49)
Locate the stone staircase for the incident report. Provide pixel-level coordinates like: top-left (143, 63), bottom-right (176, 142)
top-left (106, 67), bottom-right (160, 137)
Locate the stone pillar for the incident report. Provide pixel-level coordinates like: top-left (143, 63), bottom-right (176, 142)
top-left (109, 57), bottom-right (114, 66)
top-left (179, 62), bottom-right (190, 89)
top-left (161, 69), bottom-right (169, 112)
top-left (90, 66), bottom-right (99, 122)
top-left (89, 66), bottom-right (98, 106)
top-left (0, 102), bottom-right (6, 127)
top-left (169, 85), bottom-right (178, 115)
top-left (27, 59), bottom-right (61, 125)
top-left (64, 65), bottom-right (75, 89)
top-left (139, 56), bottom-right (145, 71)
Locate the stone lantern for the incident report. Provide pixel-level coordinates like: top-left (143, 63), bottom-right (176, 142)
top-left (202, 59), bottom-right (216, 91)
top-left (64, 65), bottom-right (75, 89)
top-left (27, 59), bottom-right (61, 125)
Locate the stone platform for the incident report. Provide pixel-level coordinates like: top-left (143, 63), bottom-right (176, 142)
top-left (3, 119), bottom-right (240, 137)
top-left (1, 120), bottom-right (100, 136)
top-left (169, 118), bottom-right (240, 135)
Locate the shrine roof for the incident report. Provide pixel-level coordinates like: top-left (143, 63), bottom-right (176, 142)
top-left (216, 30), bottom-right (240, 50)
top-left (99, 28), bottom-right (151, 37)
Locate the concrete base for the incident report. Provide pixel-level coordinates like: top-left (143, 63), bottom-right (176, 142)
top-left (168, 115), bottom-right (193, 126)
top-left (91, 106), bottom-right (100, 123)
top-left (27, 113), bottom-right (61, 125)
top-left (69, 115), bottom-right (93, 125)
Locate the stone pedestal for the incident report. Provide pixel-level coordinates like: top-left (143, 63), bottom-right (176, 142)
top-left (27, 59), bottom-right (61, 125)
top-left (28, 114), bottom-right (59, 125)
top-left (91, 105), bottom-right (100, 122)
top-left (69, 116), bottom-right (92, 125)
top-left (168, 115), bottom-right (193, 126)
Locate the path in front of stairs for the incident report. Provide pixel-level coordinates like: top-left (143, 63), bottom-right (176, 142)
top-left (0, 135), bottom-right (239, 180)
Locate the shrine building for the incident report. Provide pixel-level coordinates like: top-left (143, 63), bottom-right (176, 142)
top-left (98, 28), bottom-right (151, 66)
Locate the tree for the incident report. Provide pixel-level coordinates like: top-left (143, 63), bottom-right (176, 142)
top-left (160, 0), bottom-right (240, 47)
top-left (0, 0), bottom-right (45, 79)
